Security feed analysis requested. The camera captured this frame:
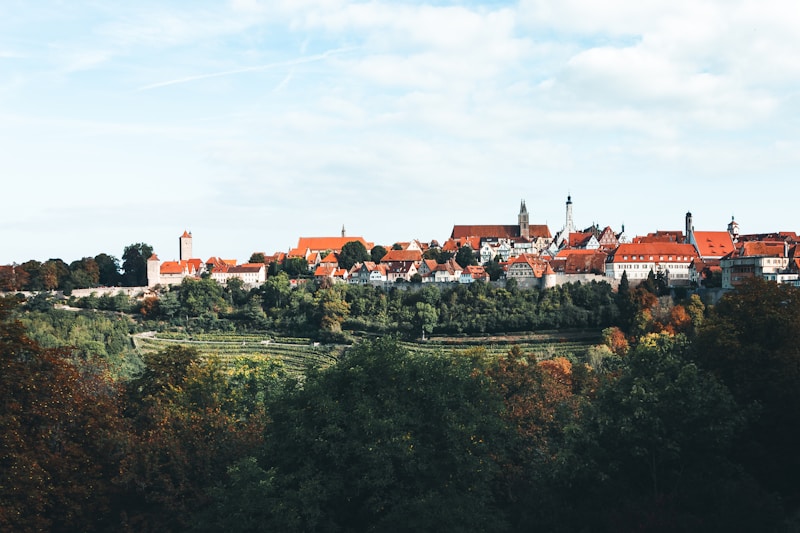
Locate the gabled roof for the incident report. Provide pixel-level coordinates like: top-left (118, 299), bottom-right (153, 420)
top-left (228, 263), bottom-right (265, 274)
top-left (508, 253), bottom-right (550, 277)
top-left (452, 225), bottom-right (520, 239)
top-left (609, 243), bottom-right (698, 262)
top-left (634, 231), bottom-right (685, 244)
top-left (160, 261), bottom-right (186, 275)
top-left (552, 250), bottom-right (607, 274)
top-left (692, 231), bottom-right (735, 258)
top-left (441, 236), bottom-right (481, 252)
top-left (320, 252), bottom-right (339, 264)
top-left (181, 230), bottom-right (192, 238)
top-left (380, 249), bottom-right (423, 263)
top-left (728, 241), bottom-right (788, 258)
top-left (294, 236), bottom-right (373, 253)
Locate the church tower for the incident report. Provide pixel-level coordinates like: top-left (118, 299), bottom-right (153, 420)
top-left (685, 212), bottom-right (694, 244)
top-left (179, 230), bottom-right (193, 261)
top-left (565, 194), bottom-right (575, 236)
top-left (727, 216), bottom-right (739, 243)
top-left (518, 200), bottom-right (530, 239)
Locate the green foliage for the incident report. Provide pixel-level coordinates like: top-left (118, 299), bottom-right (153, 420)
top-left (248, 252), bottom-right (265, 264)
top-left (370, 244), bottom-right (388, 262)
top-left (559, 333), bottom-right (779, 531)
top-left (338, 240), bottom-right (370, 270)
top-left (204, 338), bottom-right (511, 532)
top-left (122, 242), bottom-right (153, 287)
top-left (455, 244), bottom-right (478, 267)
top-left (693, 277), bottom-right (800, 504)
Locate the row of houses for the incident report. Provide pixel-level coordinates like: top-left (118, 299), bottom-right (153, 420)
top-left (147, 203), bottom-right (798, 291)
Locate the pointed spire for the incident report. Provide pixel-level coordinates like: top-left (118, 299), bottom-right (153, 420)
top-left (341, 224), bottom-right (346, 238)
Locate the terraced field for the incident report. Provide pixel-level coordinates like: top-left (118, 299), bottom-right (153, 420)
top-left (133, 329), bottom-right (601, 375)
top-left (133, 332), bottom-right (341, 374)
top-left (401, 329), bottom-right (601, 360)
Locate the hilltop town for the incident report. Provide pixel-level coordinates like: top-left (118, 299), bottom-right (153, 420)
top-left (146, 195), bottom-right (800, 292)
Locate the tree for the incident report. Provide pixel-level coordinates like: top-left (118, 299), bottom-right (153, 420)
top-left (370, 245), bottom-right (388, 263)
top-left (94, 253), bottom-right (121, 286)
top-left (560, 334), bottom-right (776, 531)
top-left (338, 241), bottom-right (370, 270)
top-left (412, 302), bottom-right (438, 339)
top-left (18, 260), bottom-right (43, 291)
top-left (248, 252), bottom-right (266, 264)
top-left (69, 257), bottom-right (100, 289)
top-left (455, 245), bottom-right (477, 268)
top-left (0, 297), bottom-right (127, 532)
top-left (282, 257), bottom-right (308, 278)
top-left (121, 243), bottom-right (153, 287)
top-left (692, 277), bottom-right (800, 503)
top-left (208, 338), bottom-right (511, 532)
top-left (0, 264), bottom-right (29, 291)
top-left (485, 257), bottom-right (504, 281)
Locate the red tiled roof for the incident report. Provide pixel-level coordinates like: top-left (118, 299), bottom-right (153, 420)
top-left (736, 241), bottom-right (787, 257)
top-left (610, 243), bottom-right (698, 262)
top-left (634, 231), bottom-right (685, 244)
top-left (295, 236), bottom-right (373, 254)
top-left (228, 263), bottom-right (265, 273)
top-left (692, 231), bottom-right (735, 258)
top-left (380, 249), bottom-right (422, 263)
top-left (320, 252), bottom-right (339, 264)
top-left (160, 261), bottom-right (185, 275)
top-left (181, 230), bottom-right (191, 238)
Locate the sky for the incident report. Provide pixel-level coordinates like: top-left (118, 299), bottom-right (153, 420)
top-left (2, 0), bottom-right (799, 264)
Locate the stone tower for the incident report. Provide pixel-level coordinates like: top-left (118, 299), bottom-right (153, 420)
top-left (565, 194), bottom-right (575, 236)
top-left (147, 254), bottom-right (160, 287)
top-left (179, 230), bottom-right (192, 261)
top-left (727, 216), bottom-right (739, 243)
top-left (518, 200), bottom-right (530, 239)
top-left (685, 212), bottom-right (694, 244)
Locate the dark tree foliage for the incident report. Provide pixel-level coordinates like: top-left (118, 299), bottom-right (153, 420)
top-left (693, 277), bottom-right (800, 508)
top-left (200, 338), bottom-right (512, 532)
top-left (558, 334), bottom-right (780, 532)
top-left (455, 244), bottom-right (478, 268)
top-left (0, 297), bottom-right (127, 533)
top-left (338, 240), bottom-right (370, 270)
top-left (94, 253), bottom-right (121, 286)
top-left (370, 244), bottom-right (388, 263)
top-left (121, 243), bottom-right (153, 287)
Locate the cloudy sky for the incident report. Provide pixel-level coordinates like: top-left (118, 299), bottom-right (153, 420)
top-left (2, 0), bottom-right (798, 264)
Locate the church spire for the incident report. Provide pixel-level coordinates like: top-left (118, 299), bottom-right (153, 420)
top-left (518, 199), bottom-right (530, 239)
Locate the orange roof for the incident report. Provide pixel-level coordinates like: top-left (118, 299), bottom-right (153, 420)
top-left (441, 236), bottom-right (481, 252)
top-left (568, 232), bottom-right (595, 248)
top-left (737, 241), bottom-right (787, 257)
top-left (314, 265), bottom-right (336, 277)
top-left (320, 252), bottom-right (339, 264)
top-left (294, 236), bottom-right (373, 254)
top-left (181, 230), bottom-right (191, 238)
top-left (186, 258), bottom-right (204, 271)
top-left (160, 261), bottom-right (184, 275)
top-left (508, 253), bottom-right (550, 277)
top-left (635, 231), bottom-right (685, 244)
top-left (692, 231), bottom-right (735, 258)
top-left (610, 243), bottom-right (698, 262)
top-left (381, 249), bottom-right (422, 263)
top-left (555, 249), bottom-right (599, 258)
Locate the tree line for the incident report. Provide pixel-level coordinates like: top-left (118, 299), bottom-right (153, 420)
top-left (3, 277), bottom-right (800, 531)
top-left (0, 243), bottom-right (154, 292)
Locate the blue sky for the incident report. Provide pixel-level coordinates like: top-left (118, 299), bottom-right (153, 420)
top-left (2, 0), bottom-right (798, 264)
